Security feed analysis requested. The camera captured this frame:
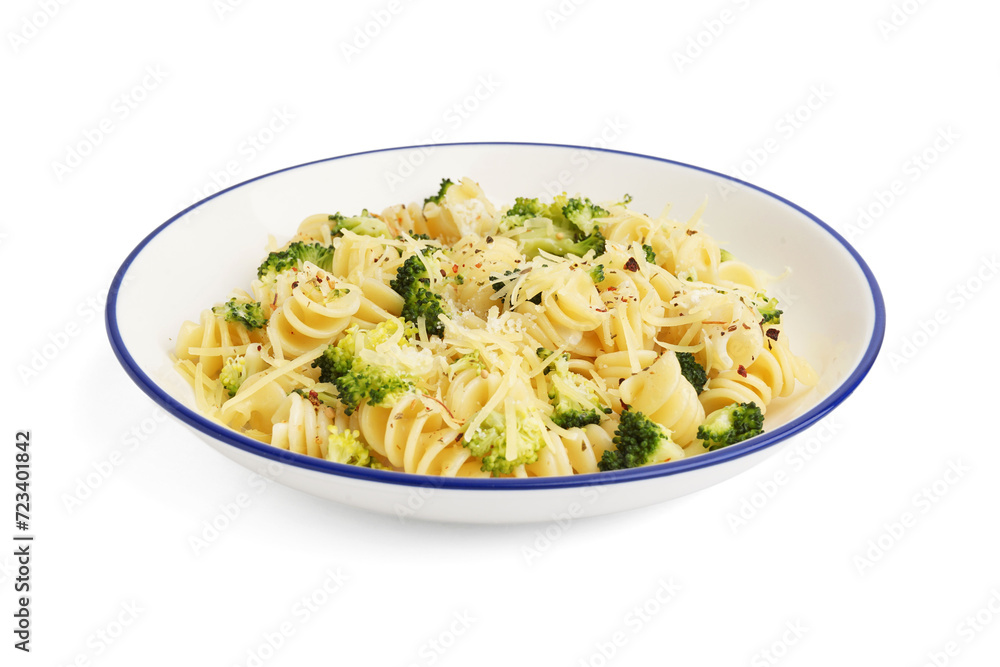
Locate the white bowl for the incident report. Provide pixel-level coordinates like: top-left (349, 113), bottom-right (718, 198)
top-left (106, 142), bottom-right (885, 524)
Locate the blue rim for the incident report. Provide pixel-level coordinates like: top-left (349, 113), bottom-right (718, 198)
top-left (105, 141), bottom-right (886, 491)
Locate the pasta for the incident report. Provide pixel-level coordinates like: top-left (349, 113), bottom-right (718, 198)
top-left (173, 177), bottom-right (815, 477)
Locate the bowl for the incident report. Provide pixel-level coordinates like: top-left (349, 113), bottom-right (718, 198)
top-left (106, 142), bottom-right (885, 524)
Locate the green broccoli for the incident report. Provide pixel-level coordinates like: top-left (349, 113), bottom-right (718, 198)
top-left (589, 264), bottom-right (605, 283)
top-left (697, 402), bottom-right (764, 452)
top-left (463, 410), bottom-right (548, 476)
top-left (756, 295), bottom-right (783, 324)
top-left (326, 428), bottom-right (379, 467)
top-left (519, 227), bottom-right (606, 259)
top-left (598, 409), bottom-right (679, 471)
top-left (396, 232), bottom-right (433, 241)
top-left (424, 178), bottom-right (454, 206)
top-left (257, 241), bottom-right (334, 280)
top-left (390, 254), bottom-right (447, 337)
top-left (538, 349), bottom-right (610, 429)
top-left (219, 356), bottom-right (248, 397)
top-left (311, 324), bottom-right (415, 415)
top-left (213, 298), bottom-right (268, 330)
top-left (561, 196), bottom-right (609, 236)
top-left (329, 210), bottom-right (390, 238)
top-left (719, 248), bottom-right (735, 262)
top-left (676, 352), bottom-right (707, 395)
top-left (642, 244), bottom-right (657, 264)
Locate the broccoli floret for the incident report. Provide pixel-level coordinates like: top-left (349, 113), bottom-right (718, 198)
top-left (326, 428), bottom-right (378, 467)
top-left (449, 350), bottom-right (484, 378)
top-left (676, 352), bottom-right (708, 395)
top-left (424, 178), bottom-right (454, 206)
top-left (589, 264), bottom-right (605, 283)
top-left (311, 324), bottom-right (415, 415)
top-left (257, 241), bottom-right (334, 280)
top-left (390, 255), bottom-right (447, 336)
top-left (213, 298), bottom-right (268, 330)
top-left (697, 402), bottom-right (764, 452)
top-left (520, 229), bottom-right (606, 259)
top-left (504, 196), bottom-right (548, 223)
top-left (756, 295), bottom-right (783, 324)
top-left (396, 232), bottom-right (433, 241)
top-left (219, 356), bottom-right (248, 397)
top-left (463, 411), bottom-right (547, 476)
top-left (329, 210), bottom-right (390, 238)
top-left (719, 248), bottom-right (735, 262)
top-left (561, 197), bottom-right (609, 236)
top-left (599, 409), bottom-right (679, 471)
top-left (642, 245), bottom-right (657, 264)
top-left (536, 349), bottom-right (610, 429)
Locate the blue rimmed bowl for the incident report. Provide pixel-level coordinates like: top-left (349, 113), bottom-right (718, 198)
top-left (106, 142), bottom-right (884, 523)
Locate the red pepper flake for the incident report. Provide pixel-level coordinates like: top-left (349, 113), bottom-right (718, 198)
top-left (486, 236), bottom-right (494, 243)
top-left (475, 262), bottom-right (482, 269)
top-left (452, 264), bottom-right (459, 273)
top-left (607, 286), bottom-right (617, 292)
top-left (439, 269), bottom-right (447, 277)
top-left (291, 281), bottom-right (299, 288)
top-left (685, 229), bottom-right (698, 236)
top-left (766, 328), bottom-right (779, 341)
top-left (737, 365), bottom-right (748, 377)
top-left (727, 324), bottom-right (737, 332)
top-left (623, 257), bottom-right (639, 272)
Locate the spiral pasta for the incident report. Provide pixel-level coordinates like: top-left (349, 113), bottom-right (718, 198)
top-left (173, 178), bottom-right (815, 477)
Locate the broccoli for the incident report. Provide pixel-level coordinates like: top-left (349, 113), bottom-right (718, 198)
top-left (424, 178), bottom-right (454, 206)
top-left (520, 228), bottom-right (606, 259)
top-left (213, 298), bottom-right (268, 330)
top-left (463, 410), bottom-right (548, 476)
top-left (329, 210), bottom-right (390, 238)
top-left (501, 196), bottom-right (549, 226)
top-left (676, 352), bottom-right (708, 395)
top-left (541, 350), bottom-right (610, 429)
top-left (257, 241), bottom-right (334, 280)
top-left (390, 254), bottom-right (447, 336)
top-left (756, 295), bottom-right (783, 324)
top-left (598, 409), bottom-right (679, 471)
top-left (561, 197), bottom-right (608, 236)
top-left (326, 428), bottom-right (380, 467)
top-left (697, 402), bottom-right (764, 452)
top-left (219, 356), bottom-right (248, 397)
top-left (396, 232), bottom-right (433, 241)
top-left (449, 350), bottom-right (484, 378)
top-left (311, 324), bottom-right (415, 415)
top-left (719, 248), bottom-right (735, 262)
top-left (642, 244), bottom-right (657, 264)
top-left (589, 264), bottom-right (605, 284)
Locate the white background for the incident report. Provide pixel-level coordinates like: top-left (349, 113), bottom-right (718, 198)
top-left (4, 0), bottom-right (999, 665)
